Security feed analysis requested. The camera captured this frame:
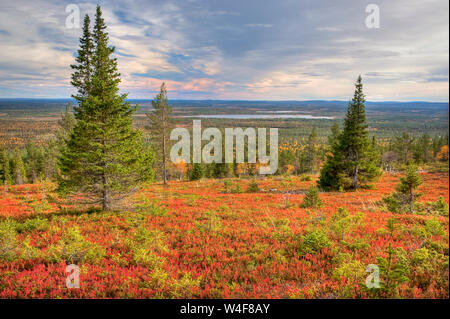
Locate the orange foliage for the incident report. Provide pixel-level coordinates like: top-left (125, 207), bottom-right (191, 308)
top-left (0, 172), bottom-right (448, 298)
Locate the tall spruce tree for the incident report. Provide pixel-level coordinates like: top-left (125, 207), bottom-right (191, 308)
top-left (318, 76), bottom-right (381, 190)
top-left (58, 6), bottom-right (154, 210)
top-left (70, 14), bottom-right (94, 100)
top-left (146, 82), bottom-right (172, 185)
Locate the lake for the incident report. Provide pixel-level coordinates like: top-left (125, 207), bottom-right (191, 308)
top-left (180, 114), bottom-right (334, 119)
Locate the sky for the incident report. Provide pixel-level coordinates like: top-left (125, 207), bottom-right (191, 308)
top-left (0, 0), bottom-right (448, 101)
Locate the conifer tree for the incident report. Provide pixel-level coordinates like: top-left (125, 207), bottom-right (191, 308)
top-left (71, 14), bottom-right (94, 100)
top-left (382, 163), bottom-right (422, 214)
top-left (11, 152), bottom-right (26, 185)
top-left (58, 6), bottom-right (154, 210)
top-left (0, 147), bottom-right (11, 185)
top-left (328, 122), bottom-right (340, 147)
top-left (190, 163), bottom-right (204, 181)
top-left (394, 132), bottom-right (415, 163)
top-left (318, 76), bottom-right (381, 190)
top-left (301, 127), bottom-right (319, 173)
top-left (300, 186), bottom-right (323, 208)
top-left (146, 83), bottom-right (172, 185)
top-left (396, 164), bottom-right (422, 213)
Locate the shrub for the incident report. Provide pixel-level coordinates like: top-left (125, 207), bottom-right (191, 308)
top-left (127, 226), bottom-right (168, 269)
top-left (427, 197), bottom-right (449, 216)
top-left (190, 163), bottom-right (204, 181)
top-left (329, 208), bottom-right (364, 241)
top-left (47, 227), bottom-right (105, 264)
top-left (381, 164), bottom-right (423, 214)
top-left (19, 237), bottom-right (42, 260)
top-left (246, 179), bottom-right (259, 193)
top-left (223, 180), bottom-right (232, 193)
top-left (231, 182), bottom-right (243, 194)
top-left (410, 247), bottom-right (448, 290)
top-left (299, 229), bottom-right (331, 255)
top-left (300, 175), bottom-right (312, 181)
top-left (16, 217), bottom-right (49, 233)
top-left (300, 186), bottom-right (323, 208)
top-left (0, 219), bottom-right (19, 261)
top-left (134, 195), bottom-right (167, 216)
top-left (373, 244), bottom-right (410, 298)
top-left (424, 218), bottom-right (445, 237)
top-left (332, 259), bottom-right (366, 284)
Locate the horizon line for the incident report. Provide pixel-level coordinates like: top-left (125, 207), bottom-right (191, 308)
top-left (0, 97), bottom-right (448, 104)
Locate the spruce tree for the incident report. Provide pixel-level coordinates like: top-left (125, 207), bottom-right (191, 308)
top-left (11, 152), bottom-right (26, 185)
top-left (0, 147), bottom-right (10, 185)
top-left (58, 6), bottom-right (154, 210)
top-left (56, 102), bottom-right (77, 152)
top-left (301, 127), bottom-right (319, 174)
top-left (23, 142), bottom-right (44, 183)
top-left (328, 122), bottom-right (340, 147)
top-left (146, 82), bottom-right (172, 185)
top-left (71, 14), bottom-right (94, 100)
top-left (395, 132), bottom-right (415, 163)
top-left (319, 76), bottom-right (381, 190)
top-left (190, 163), bottom-right (204, 181)
top-left (300, 186), bottom-right (323, 208)
top-left (396, 164), bottom-right (422, 213)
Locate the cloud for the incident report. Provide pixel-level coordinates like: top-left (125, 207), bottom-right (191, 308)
top-left (0, 0), bottom-right (448, 101)
top-left (316, 26), bottom-right (341, 32)
top-left (244, 24), bottom-right (273, 28)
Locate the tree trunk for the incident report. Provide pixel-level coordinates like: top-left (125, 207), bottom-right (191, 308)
top-left (162, 128), bottom-right (167, 185)
top-left (353, 166), bottom-right (358, 189)
top-left (409, 189), bottom-right (413, 214)
top-left (101, 172), bottom-right (110, 211)
top-left (162, 112), bottom-right (167, 185)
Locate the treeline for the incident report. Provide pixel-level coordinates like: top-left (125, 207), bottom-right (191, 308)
top-left (276, 130), bottom-right (449, 177)
top-left (0, 104), bottom-right (74, 185)
top-left (1, 116), bottom-right (448, 186)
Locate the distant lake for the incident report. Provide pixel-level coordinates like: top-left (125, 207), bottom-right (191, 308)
top-left (180, 114), bottom-right (334, 119)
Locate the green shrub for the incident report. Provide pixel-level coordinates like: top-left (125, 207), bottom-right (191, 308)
top-left (332, 258), bottom-right (366, 283)
top-left (300, 186), bottom-right (323, 208)
top-left (16, 217), bottom-right (49, 233)
top-left (370, 244), bottom-right (410, 298)
top-left (0, 219), bottom-right (19, 261)
top-left (300, 175), bottom-right (312, 181)
top-left (190, 163), bottom-right (204, 181)
top-left (19, 237), bottom-right (42, 260)
top-left (47, 227), bottom-right (105, 264)
top-left (299, 229), bottom-right (331, 255)
top-left (427, 197), bottom-right (449, 216)
top-left (410, 247), bottom-right (448, 290)
top-left (223, 180), bottom-right (232, 193)
top-left (246, 179), bottom-right (259, 193)
top-left (134, 195), bottom-right (167, 216)
top-left (231, 182), bottom-right (243, 194)
top-left (127, 226), bottom-right (168, 269)
top-left (424, 218), bottom-right (445, 236)
top-left (329, 208), bottom-right (364, 241)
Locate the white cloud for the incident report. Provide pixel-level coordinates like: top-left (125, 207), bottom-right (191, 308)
top-left (0, 0), bottom-right (447, 101)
